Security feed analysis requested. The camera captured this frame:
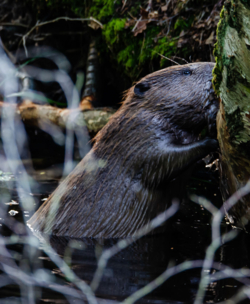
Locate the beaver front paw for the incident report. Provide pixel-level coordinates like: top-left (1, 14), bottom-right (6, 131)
top-left (201, 138), bottom-right (219, 152)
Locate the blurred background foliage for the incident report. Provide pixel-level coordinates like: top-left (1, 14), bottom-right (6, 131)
top-left (0, 0), bottom-right (224, 105)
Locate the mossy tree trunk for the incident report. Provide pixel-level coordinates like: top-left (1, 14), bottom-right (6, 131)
top-left (213, 0), bottom-right (250, 227)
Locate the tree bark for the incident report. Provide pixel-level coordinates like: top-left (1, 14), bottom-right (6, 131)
top-left (213, 0), bottom-right (250, 227)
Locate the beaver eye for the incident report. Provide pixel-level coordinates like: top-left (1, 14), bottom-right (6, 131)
top-left (134, 82), bottom-right (150, 97)
top-left (183, 70), bottom-right (192, 75)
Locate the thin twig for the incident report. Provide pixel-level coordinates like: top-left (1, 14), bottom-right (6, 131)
top-left (132, 16), bottom-right (142, 32)
top-left (121, 259), bottom-right (250, 304)
top-left (155, 52), bottom-right (180, 65)
top-left (0, 39), bottom-right (15, 63)
top-left (21, 17), bottom-right (103, 57)
top-left (122, 0), bottom-right (128, 10)
top-left (0, 22), bottom-right (29, 27)
top-left (172, 55), bottom-right (189, 64)
top-left (193, 180), bottom-right (250, 304)
top-left (90, 203), bottom-right (179, 291)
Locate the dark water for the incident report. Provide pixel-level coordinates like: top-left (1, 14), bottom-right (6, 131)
top-left (0, 161), bottom-right (249, 304)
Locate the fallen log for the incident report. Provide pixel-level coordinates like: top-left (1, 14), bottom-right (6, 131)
top-left (0, 101), bottom-right (116, 133)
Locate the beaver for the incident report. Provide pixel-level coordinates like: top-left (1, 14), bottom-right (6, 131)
top-left (28, 62), bottom-right (219, 239)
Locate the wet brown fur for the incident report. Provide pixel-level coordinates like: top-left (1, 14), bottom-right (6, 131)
top-left (28, 62), bottom-right (219, 238)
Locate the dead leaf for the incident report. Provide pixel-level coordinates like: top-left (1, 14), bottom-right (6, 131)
top-left (88, 20), bottom-right (101, 30)
top-left (196, 23), bottom-right (206, 29)
top-left (133, 20), bottom-right (148, 36)
top-left (177, 38), bottom-right (188, 48)
top-left (179, 30), bottom-right (185, 37)
top-left (125, 19), bottom-right (135, 28)
top-left (140, 8), bottom-right (149, 19)
top-left (161, 5), bottom-right (168, 12)
top-left (174, 7), bottom-right (180, 15)
top-left (148, 11), bottom-right (158, 19)
top-left (205, 31), bottom-right (215, 45)
top-left (80, 97), bottom-right (94, 110)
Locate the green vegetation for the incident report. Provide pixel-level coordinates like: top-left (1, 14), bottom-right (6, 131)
top-left (86, 0), bottom-right (205, 79)
top-left (29, 0), bottom-right (219, 81)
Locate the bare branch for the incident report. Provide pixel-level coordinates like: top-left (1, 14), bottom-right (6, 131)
top-left (90, 203), bottom-right (179, 292)
top-left (21, 17), bottom-right (103, 56)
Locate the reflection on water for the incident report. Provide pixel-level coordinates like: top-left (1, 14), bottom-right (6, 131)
top-left (0, 165), bottom-right (250, 304)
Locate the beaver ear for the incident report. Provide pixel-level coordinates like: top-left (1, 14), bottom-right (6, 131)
top-left (134, 82), bottom-right (150, 97)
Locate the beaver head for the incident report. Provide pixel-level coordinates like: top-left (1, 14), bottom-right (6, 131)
top-left (94, 62), bottom-right (218, 153)
top-left (125, 62), bottom-right (218, 137)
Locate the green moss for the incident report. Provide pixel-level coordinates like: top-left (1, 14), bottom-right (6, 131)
top-left (89, 0), bottom-right (120, 21)
top-left (102, 18), bottom-right (126, 45)
top-left (227, 64), bottom-right (250, 90)
top-left (213, 0), bottom-right (250, 150)
top-left (224, 56), bottom-right (236, 88)
top-left (212, 5), bottom-right (227, 95)
top-left (225, 0), bottom-right (242, 32)
top-left (152, 38), bottom-right (177, 66)
top-left (225, 107), bottom-right (244, 141)
top-left (118, 44), bottom-right (137, 70)
top-left (174, 16), bottom-right (194, 34)
top-left (212, 0), bottom-right (244, 95)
